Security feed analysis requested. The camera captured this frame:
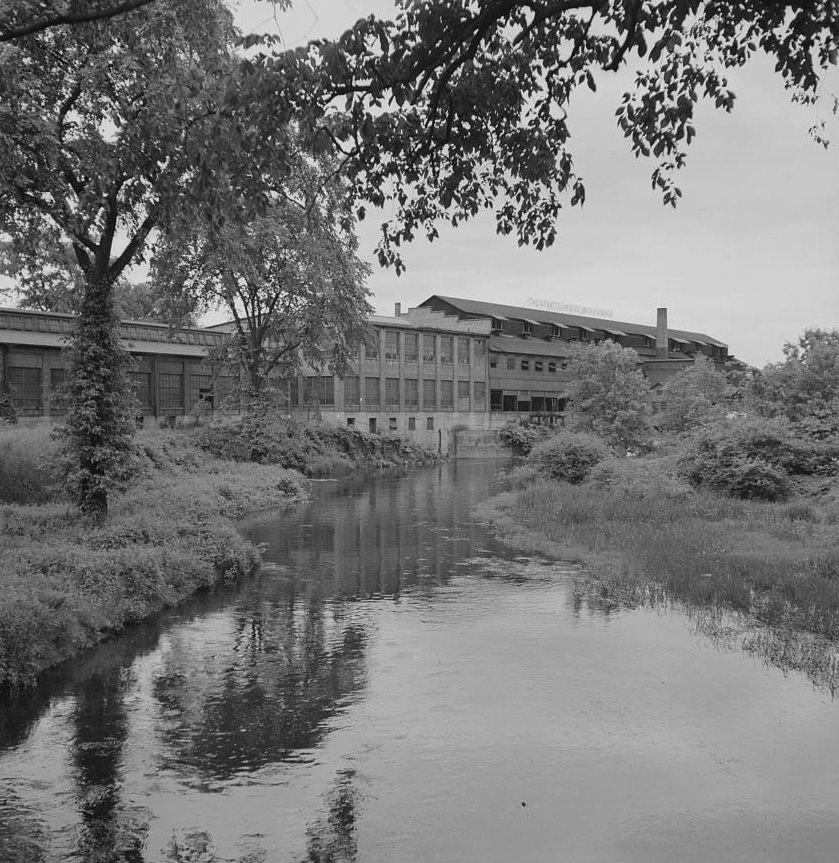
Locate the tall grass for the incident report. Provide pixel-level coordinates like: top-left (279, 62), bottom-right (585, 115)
top-left (0, 425), bottom-right (63, 504)
top-left (0, 429), bottom-right (307, 691)
top-left (478, 470), bottom-right (839, 642)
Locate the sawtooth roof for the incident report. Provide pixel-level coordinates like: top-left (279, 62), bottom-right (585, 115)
top-left (423, 295), bottom-right (727, 349)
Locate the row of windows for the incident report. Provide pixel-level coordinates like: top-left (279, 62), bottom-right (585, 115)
top-left (347, 416), bottom-right (437, 433)
top-left (489, 391), bottom-right (568, 412)
top-left (491, 357), bottom-right (562, 373)
top-left (295, 376), bottom-right (486, 410)
top-left (365, 332), bottom-right (485, 364)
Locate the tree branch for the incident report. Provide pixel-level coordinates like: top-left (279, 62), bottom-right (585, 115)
top-left (1, 0), bottom-right (157, 43)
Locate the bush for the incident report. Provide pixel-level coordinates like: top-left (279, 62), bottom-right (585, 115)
top-left (678, 416), bottom-right (826, 501)
top-left (497, 421), bottom-right (557, 456)
top-left (529, 431), bottom-right (610, 484)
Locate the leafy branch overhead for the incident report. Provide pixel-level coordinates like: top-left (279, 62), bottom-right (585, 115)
top-left (247, 0), bottom-right (838, 268)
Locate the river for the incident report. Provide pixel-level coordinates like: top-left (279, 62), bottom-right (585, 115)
top-left (0, 460), bottom-right (837, 862)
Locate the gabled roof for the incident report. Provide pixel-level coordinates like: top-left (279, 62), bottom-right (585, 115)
top-left (421, 295), bottom-right (727, 349)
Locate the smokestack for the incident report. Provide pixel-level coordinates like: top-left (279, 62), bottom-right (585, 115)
top-left (394, 302), bottom-right (402, 317)
top-left (656, 307), bottom-right (668, 359)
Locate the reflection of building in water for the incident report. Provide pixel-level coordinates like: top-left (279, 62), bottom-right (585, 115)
top-left (254, 465), bottom-right (498, 600)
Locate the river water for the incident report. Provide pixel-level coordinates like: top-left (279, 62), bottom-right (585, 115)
top-left (1, 460), bottom-right (837, 863)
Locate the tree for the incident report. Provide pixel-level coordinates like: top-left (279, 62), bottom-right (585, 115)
top-left (0, 1), bottom-right (235, 516)
top-left (152, 138), bottom-right (372, 407)
top-left (0, 1), bottom-right (158, 42)
top-left (564, 340), bottom-right (652, 449)
top-left (750, 329), bottom-right (839, 438)
top-left (659, 354), bottom-right (735, 432)
top-left (252, 1), bottom-right (838, 268)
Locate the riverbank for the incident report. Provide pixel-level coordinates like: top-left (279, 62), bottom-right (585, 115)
top-left (478, 465), bottom-right (839, 689)
top-left (0, 422), bottom-right (440, 692)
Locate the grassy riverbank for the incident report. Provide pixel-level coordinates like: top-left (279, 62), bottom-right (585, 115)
top-left (478, 457), bottom-right (839, 687)
top-left (0, 426), bottom-right (313, 691)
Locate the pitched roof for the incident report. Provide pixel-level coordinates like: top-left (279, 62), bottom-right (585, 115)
top-left (422, 295), bottom-right (727, 349)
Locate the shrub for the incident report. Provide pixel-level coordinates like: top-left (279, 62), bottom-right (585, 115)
top-left (0, 390), bottom-right (16, 425)
top-left (497, 421), bottom-right (556, 456)
top-left (529, 431), bottom-right (610, 484)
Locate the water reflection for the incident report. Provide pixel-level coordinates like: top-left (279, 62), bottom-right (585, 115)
top-left (0, 460), bottom-right (836, 863)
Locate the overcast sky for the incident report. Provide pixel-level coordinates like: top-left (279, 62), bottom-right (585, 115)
top-left (234, 0), bottom-right (839, 368)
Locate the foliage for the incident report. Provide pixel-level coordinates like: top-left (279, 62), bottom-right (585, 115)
top-left (0, 425), bottom-right (62, 504)
top-left (749, 329), bottom-right (839, 438)
top-left (0, 389), bottom-right (16, 425)
top-left (497, 420), bottom-right (557, 456)
top-left (197, 413), bottom-right (439, 476)
top-left (253, 2), bottom-right (839, 269)
top-left (677, 416), bottom-right (839, 501)
top-left (153, 131), bottom-right (373, 398)
top-left (0, 0), bottom-right (235, 515)
top-left (658, 355), bottom-right (736, 432)
top-left (528, 430), bottom-right (610, 484)
top-left (563, 340), bottom-right (652, 449)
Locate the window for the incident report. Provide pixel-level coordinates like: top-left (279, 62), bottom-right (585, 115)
top-left (474, 340), bottom-right (486, 358)
top-left (8, 366), bottom-right (41, 412)
top-left (385, 330), bottom-right (399, 360)
top-left (385, 377), bottom-right (400, 407)
top-left (389, 417), bottom-right (398, 430)
top-left (423, 334), bottom-right (436, 362)
top-left (404, 377), bottom-right (419, 408)
top-left (404, 332), bottom-right (419, 362)
top-left (521, 360), bottom-right (529, 371)
top-left (579, 328), bottom-right (590, 341)
top-left (159, 372), bottom-right (183, 411)
top-left (408, 417), bottom-right (416, 430)
top-left (306, 376), bottom-right (334, 405)
top-left (365, 377), bottom-right (380, 407)
top-left (287, 377), bottom-right (299, 409)
top-left (347, 417), bottom-right (355, 427)
top-left (670, 340), bottom-right (683, 353)
top-left (534, 361), bottom-right (543, 372)
top-left (440, 379), bottom-right (454, 409)
top-left (189, 373), bottom-right (212, 410)
top-left (369, 417), bottom-right (377, 433)
top-left (473, 381), bottom-right (486, 406)
top-left (365, 335), bottom-right (380, 359)
top-left (490, 389), bottom-right (503, 411)
top-left (491, 317), bottom-right (504, 333)
top-left (522, 320), bottom-right (533, 335)
top-left (548, 361), bottom-right (557, 373)
top-left (343, 376), bottom-right (361, 408)
top-left (426, 417), bottom-right (434, 430)
top-left (457, 337), bottom-right (470, 365)
top-left (506, 357), bottom-right (515, 371)
top-left (457, 379), bottom-right (470, 409)
top-left (423, 378), bottom-right (436, 409)
top-left (440, 336), bottom-right (453, 364)
top-left (552, 324), bottom-right (562, 338)
top-left (502, 394), bottom-right (517, 411)
top-left (490, 355), bottom-right (498, 368)
top-left (49, 367), bottom-right (70, 412)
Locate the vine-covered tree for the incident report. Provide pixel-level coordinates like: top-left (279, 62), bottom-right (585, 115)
top-left (564, 340), bottom-right (652, 449)
top-left (0, 0), bottom-right (234, 515)
top-left (152, 137), bottom-right (372, 407)
top-left (251, 1), bottom-right (838, 268)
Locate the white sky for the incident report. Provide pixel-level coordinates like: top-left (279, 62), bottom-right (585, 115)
top-left (235, 0), bottom-right (839, 367)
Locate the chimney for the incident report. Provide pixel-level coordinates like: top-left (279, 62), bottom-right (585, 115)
top-left (656, 307), bottom-right (668, 359)
top-left (394, 302), bottom-right (402, 317)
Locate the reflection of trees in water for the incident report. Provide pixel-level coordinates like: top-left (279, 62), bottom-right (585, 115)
top-left (153, 592), bottom-right (368, 782)
top-left (0, 789), bottom-right (47, 863)
top-left (303, 769), bottom-right (363, 863)
top-left (70, 668), bottom-right (149, 862)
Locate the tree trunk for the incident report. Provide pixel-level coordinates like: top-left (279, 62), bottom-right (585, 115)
top-left (62, 269), bottom-right (138, 519)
